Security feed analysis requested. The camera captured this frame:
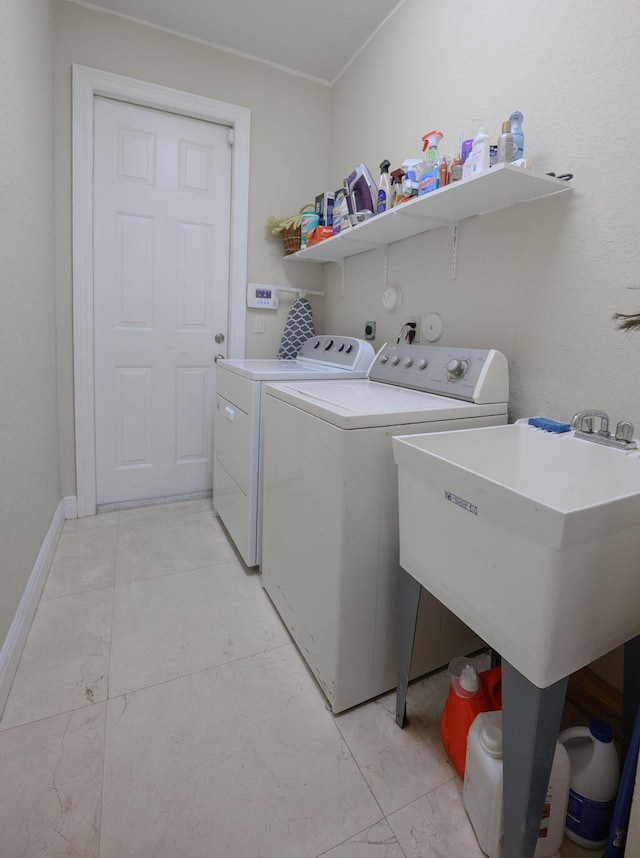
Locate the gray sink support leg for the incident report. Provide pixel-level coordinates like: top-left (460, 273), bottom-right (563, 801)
top-left (395, 566), bottom-right (421, 728)
top-left (623, 634), bottom-right (640, 764)
top-left (502, 660), bottom-right (568, 858)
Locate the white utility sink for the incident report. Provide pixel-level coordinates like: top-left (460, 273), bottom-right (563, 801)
top-left (393, 423), bottom-right (640, 689)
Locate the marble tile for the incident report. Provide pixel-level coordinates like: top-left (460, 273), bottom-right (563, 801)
top-left (1, 588), bottom-right (112, 729)
top-left (109, 561), bottom-right (290, 695)
top-left (43, 524), bottom-right (117, 599)
top-left (336, 691), bottom-right (455, 815)
top-left (115, 511), bottom-right (234, 584)
top-left (0, 703), bottom-right (105, 857)
top-left (117, 497), bottom-right (213, 527)
top-left (62, 510), bottom-right (119, 533)
top-left (388, 778), bottom-right (483, 858)
top-left (319, 821), bottom-right (405, 857)
top-left (101, 646), bottom-right (382, 858)
top-left (560, 837), bottom-right (597, 856)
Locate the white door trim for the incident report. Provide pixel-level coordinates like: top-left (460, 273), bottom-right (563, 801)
top-left (72, 64), bottom-right (250, 517)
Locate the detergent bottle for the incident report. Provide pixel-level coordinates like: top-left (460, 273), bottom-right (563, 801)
top-left (559, 719), bottom-right (620, 849)
top-left (462, 124), bottom-right (491, 180)
top-left (439, 656), bottom-right (502, 778)
top-left (464, 710), bottom-right (571, 858)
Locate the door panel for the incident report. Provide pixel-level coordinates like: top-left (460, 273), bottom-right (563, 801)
top-left (94, 97), bottom-right (231, 505)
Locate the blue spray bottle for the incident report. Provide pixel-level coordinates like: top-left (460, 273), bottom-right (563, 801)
top-left (509, 111), bottom-right (524, 161)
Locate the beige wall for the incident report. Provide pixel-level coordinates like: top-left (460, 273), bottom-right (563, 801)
top-left (323, 0), bottom-right (640, 691)
top-left (0, 0), bottom-right (60, 648)
top-left (53, 1), bottom-right (329, 497)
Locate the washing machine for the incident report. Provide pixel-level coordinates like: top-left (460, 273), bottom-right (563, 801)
top-left (261, 342), bottom-right (509, 713)
top-left (213, 335), bottom-right (374, 567)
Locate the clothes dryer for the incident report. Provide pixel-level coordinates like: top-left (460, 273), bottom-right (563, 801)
top-left (213, 336), bottom-right (374, 567)
top-left (261, 342), bottom-right (508, 712)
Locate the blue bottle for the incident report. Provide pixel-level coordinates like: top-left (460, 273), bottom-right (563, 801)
top-left (509, 111), bottom-right (524, 161)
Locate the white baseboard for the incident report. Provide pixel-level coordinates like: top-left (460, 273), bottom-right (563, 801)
top-left (63, 495), bottom-right (78, 519)
top-left (0, 499), bottom-right (66, 718)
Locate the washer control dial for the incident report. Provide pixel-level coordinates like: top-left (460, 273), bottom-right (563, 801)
top-left (403, 357), bottom-right (414, 367)
top-left (324, 338), bottom-right (334, 351)
top-left (391, 355), bottom-right (401, 366)
top-left (446, 358), bottom-right (469, 379)
top-left (418, 359), bottom-right (428, 369)
top-left (380, 354), bottom-right (389, 364)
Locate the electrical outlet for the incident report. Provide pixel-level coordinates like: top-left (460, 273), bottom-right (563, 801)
top-left (409, 316), bottom-right (421, 343)
top-left (364, 321), bottom-right (376, 340)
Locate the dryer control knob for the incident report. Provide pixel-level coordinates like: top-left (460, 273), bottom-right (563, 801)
top-left (380, 354), bottom-right (389, 364)
top-left (345, 344), bottom-right (353, 353)
top-left (391, 355), bottom-right (401, 366)
top-left (324, 339), bottom-right (334, 350)
top-left (337, 343), bottom-right (345, 352)
top-left (446, 358), bottom-right (468, 379)
top-left (403, 358), bottom-right (414, 367)
top-left (418, 359), bottom-right (428, 369)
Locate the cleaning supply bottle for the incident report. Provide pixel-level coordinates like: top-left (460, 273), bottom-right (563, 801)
top-left (559, 719), bottom-right (620, 850)
top-left (439, 656), bottom-right (502, 778)
top-left (464, 711), bottom-right (571, 858)
top-left (377, 160), bottom-right (392, 214)
top-left (421, 130), bottom-right (444, 172)
top-left (510, 110), bottom-right (524, 161)
top-left (463, 710), bottom-right (504, 858)
top-left (438, 155), bottom-right (449, 188)
top-left (462, 124), bottom-right (491, 180)
top-left (496, 120), bottom-right (514, 164)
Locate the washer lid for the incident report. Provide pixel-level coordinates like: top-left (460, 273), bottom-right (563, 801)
top-left (265, 380), bottom-right (507, 429)
top-left (217, 359), bottom-right (370, 382)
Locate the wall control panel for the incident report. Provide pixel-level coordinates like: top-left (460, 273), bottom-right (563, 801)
top-left (247, 283), bottom-right (279, 309)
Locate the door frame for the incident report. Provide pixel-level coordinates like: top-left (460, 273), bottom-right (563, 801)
top-left (72, 64), bottom-right (250, 517)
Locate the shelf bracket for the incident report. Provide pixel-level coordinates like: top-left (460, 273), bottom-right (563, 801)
top-left (449, 220), bottom-right (459, 280)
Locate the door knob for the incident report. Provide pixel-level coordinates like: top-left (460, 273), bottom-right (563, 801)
top-left (215, 333), bottom-right (225, 344)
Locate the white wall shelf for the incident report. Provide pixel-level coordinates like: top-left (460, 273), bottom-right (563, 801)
top-left (284, 164), bottom-right (571, 264)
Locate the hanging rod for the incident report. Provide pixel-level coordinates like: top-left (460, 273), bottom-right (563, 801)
top-left (275, 285), bottom-right (325, 299)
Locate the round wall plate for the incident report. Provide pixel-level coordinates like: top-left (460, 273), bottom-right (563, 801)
top-left (382, 286), bottom-right (402, 311)
top-left (422, 312), bottom-right (444, 342)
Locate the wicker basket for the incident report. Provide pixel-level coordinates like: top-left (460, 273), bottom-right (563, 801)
top-left (281, 225), bottom-right (301, 255)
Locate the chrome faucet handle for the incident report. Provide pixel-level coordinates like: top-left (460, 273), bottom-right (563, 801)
top-left (615, 421), bottom-right (635, 443)
top-left (571, 410), bottom-right (610, 435)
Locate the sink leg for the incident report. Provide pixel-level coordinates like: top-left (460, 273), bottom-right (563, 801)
top-left (502, 660), bottom-right (568, 858)
top-left (623, 634), bottom-right (640, 764)
top-left (396, 566), bottom-right (421, 728)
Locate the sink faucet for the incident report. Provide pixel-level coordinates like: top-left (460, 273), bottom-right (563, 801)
top-left (571, 410), bottom-right (636, 450)
top-left (571, 410), bottom-right (610, 436)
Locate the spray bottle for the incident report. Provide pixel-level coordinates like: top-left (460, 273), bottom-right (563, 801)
top-left (421, 130), bottom-right (444, 173)
top-left (377, 160), bottom-right (392, 214)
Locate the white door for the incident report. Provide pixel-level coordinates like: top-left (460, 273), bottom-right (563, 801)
top-left (93, 97), bottom-right (231, 506)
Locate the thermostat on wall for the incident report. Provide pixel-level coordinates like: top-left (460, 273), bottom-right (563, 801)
top-left (247, 283), bottom-right (280, 309)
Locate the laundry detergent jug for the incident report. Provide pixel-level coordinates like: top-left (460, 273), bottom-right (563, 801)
top-left (559, 719), bottom-right (620, 850)
top-left (464, 710), bottom-right (570, 858)
top-left (440, 657), bottom-right (502, 778)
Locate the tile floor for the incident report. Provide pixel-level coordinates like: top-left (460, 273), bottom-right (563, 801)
top-left (0, 499), bottom-right (593, 857)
